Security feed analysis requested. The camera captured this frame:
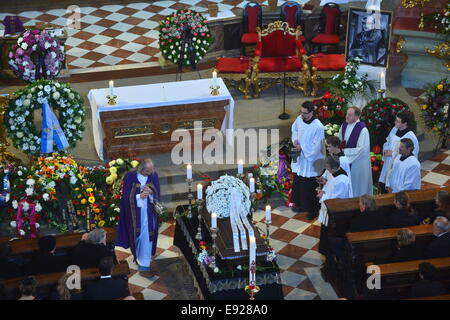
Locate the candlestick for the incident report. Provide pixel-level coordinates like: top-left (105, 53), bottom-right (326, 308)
top-left (106, 94), bottom-right (117, 105)
top-left (186, 164), bottom-right (192, 179)
top-left (247, 236), bottom-right (257, 299)
top-left (186, 178), bottom-right (194, 219)
top-left (197, 183), bottom-right (203, 200)
top-left (238, 160), bottom-right (244, 174)
top-left (210, 226), bottom-right (217, 269)
top-left (377, 88), bottom-right (386, 99)
top-left (109, 80), bottom-right (114, 96)
top-left (249, 178), bottom-right (255, 193)
top-left (195, 198), bottom-right (204, 240)
top-left (211, 212), bottom-right (217, 229)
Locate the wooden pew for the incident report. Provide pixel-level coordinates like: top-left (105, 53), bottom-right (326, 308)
top-left (343, 224), bottom-right (434, 297)
top-left (364, 257), bottom-right (450, 299)
top-left (3, 260), bottom-right (130, 299)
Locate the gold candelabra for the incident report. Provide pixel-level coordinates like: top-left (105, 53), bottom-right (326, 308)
top-left (377, 89), bottom-right (386, 99)
top-left (401, 0), bottom-right (431, 30)
top-left (0, 95), bottom-right (21, 166)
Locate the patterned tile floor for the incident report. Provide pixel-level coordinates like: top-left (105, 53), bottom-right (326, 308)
top-left (115, 150), bottom-right (450, 300)
top-left (0, 0), bottom-right (308, 71)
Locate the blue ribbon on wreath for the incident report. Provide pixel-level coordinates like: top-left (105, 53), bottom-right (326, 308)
top-left (40, 99), bottom-right (69, 153)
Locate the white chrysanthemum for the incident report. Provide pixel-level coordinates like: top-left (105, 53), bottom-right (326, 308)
top-left (70, 176), bottom-right (77, 184)
top-left (26, 178), bottom-right (35, 186)
top-left (43, 193), bottom-right (50, 201)
top-left (19, 229), bottom-right (25, 236)
top-left (10, 221), bottom-right (16, 228)
top-left (22, 201), bottom-right (30, 211)
top-left (12, 200), bottom-right (18, 209)
top-left (25, 188), bottom-right (34, 196)
top-left (35, 203), bottom-right (42, 212)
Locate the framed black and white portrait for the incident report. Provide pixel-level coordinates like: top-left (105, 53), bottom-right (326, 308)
top-left (345, 8), bottom-right (393, 67)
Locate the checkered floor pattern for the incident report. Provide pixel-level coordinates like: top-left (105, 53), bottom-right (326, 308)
top-left (115, 150), bottom-right (450, 300)
top-left (0, 0), bottom-right (307, 71)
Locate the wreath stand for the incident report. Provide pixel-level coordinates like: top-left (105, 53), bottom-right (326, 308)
top-left (176, 25), bottom-right (202, 82)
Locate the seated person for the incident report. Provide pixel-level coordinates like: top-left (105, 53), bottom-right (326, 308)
top-left (0, 242), bottom-right (23, 279)
top-left (18, 276), bottom-right (37, 300)
top-left (84, 256), bottom-right (130, 300)
top-left (25, 235), bottom-right (69, 275)
top-left (428, 190), bottom-right (450, 223)
top-left (410, 262), bottom-right (446, 298)
top-left (349, 195), bottom-right (386, 232)
top-left (390, 228), bottom-right (422, 262)
top-left (425, 216), bottom-right (450, 259)
top-left (50, 273), bottom-right (83, 300)
top-left (387, 191), bottom-right (420, 228)
top-left (71, 228), bottom-right (116, 269)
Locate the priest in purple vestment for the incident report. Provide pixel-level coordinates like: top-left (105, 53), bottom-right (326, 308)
top-left (117, 158), bottom-right (160, 278)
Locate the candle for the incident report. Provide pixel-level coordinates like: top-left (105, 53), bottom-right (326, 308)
top-left (265, 205), bottom-right (271, 222)
top-left (187, 164), bottom-right (192, 179)
top-left (249, 178), bottom-right (255, 193)
top-left (211, 212), bottom-right (217, 229)
top-left (212, 70), bottom-right (217, 88)
top-left (238, 160), bottom-right (243, 174)
top-left (380, 72), bottom-right (386, 90)
top-left (109, 80), bottom-right (114, 96)
top-left (249, 236), bottom-right (256, 287)
top-left (197, 183), bottom-right (203, 200)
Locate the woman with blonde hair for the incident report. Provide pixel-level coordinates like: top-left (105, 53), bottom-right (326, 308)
top-left (54, 273), bottom-right (83, 300)
top-left (390, 228), bottom-right (422, 262)
top-left (387, 191), bottom-right (420, 228)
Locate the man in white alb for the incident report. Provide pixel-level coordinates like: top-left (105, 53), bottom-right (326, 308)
top-left (338, 106), bottom-right (373, 196)
top-left (386, 138), bottom-right (421, 193)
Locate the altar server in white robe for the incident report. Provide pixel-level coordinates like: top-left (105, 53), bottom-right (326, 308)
top-left (387, 138), bottom-right (421, 193)
top-left (318, 156), bottom-right (353, 255)
top-left (291, 101), bottom-right (325, 219)
top-left (338, 106), bottom-right (373, 196)
top-left (379, 112), bottom-right (419, 192)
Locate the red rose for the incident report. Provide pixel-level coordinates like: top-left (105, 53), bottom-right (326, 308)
top-left (372, 165), bottom-right (380, 173)
top-left (370, 156), bottom-right (376, 163)
top-left (372, 145), bottom-right (381, 154)
top-left (323, 92), bottom-right (331, 99)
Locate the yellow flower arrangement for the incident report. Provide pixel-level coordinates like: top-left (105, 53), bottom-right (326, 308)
top-left (106, 176), bottom-right (114, 185)
top-left (98, 220), bottom-right (105, 228)
top-left (86, 188), bottom-right (93, 193)
top-left (131, 160), bottom-right (139, 168)
top-left (88, 196), bottom-right (95, 203)
top-left (116, 158), bottom-right (124, 165)
top-left (422, 104), bottom-right (428, 110)
top-left (437, 84), bottom-right (444, 90)
top-left (109, 160), bottom-right (116, 166)
top-left (109, 167), bottom-right (117, 174)
top-left (81, 198), bottom-right (87, 204)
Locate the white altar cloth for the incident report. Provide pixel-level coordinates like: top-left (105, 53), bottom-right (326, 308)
top-left (87, 78), bottom-right (234, 160)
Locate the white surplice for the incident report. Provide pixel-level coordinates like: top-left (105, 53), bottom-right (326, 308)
top-left (318, 173), bottom-right (353, 227)
top-left (291, 117), bottom-right (325, 178)
top-left (322, 155), bottom-right (352, 183)
top-left (386, 155), bottom-right (421, 193)
top-left (339, 121), bottom-right (373, 196)
top-left (135, 173), bottom-right (155, 268)
top-left (379, 127), bottom-right (420, 183)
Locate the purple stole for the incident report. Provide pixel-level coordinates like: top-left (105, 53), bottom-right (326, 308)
top-left (341, 121), bottom-right (366, 149)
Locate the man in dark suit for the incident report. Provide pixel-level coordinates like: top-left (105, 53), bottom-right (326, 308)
top-left (425, 216), bottom-right (450, 259)
top-left (0, 242), bottom-right (22, 279)
top-left (84, 256), bottom-right (130, 300)
top-left (349, 195), bottom-right (386, 232)
top-left (411, 262), bottom-right (446, 298)
top-left (26, 235), bottom-right (69, 275)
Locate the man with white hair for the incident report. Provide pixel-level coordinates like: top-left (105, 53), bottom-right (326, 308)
top-left (425, 216), bottom-right (450, 259)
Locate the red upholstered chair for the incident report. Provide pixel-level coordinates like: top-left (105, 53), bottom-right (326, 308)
top-left (309, 53), bottom-right (346, 96)
top-left (215, 56), bottom-right (253, 99)
top-left (280, 1), bottom-right (306, 43)
top-left (311, 3), bottom-right (341, 53)
top-left (251, 21), bottom-right (311, 97)
top-left (240, 2), bottom-right (262, 55)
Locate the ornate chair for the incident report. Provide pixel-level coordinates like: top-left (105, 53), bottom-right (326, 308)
top-left (215, 56), bottom-right (254, 99)
top-left (311, 2), bottom-right (341, 53)
top-left (240, 2), bottom-right (262, 55)
top-left (251, 21), bottom-right (311, 97)
top-left (280, 1), bottom-right (306, 43)
top-left (309, 53), bottom-right (346, 96)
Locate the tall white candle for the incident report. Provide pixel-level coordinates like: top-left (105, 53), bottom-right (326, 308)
top-left (249, 178), bottom-right (255, 193)
top-left (265, 205), bottom-right (271, 222)
top-left (249, 236), bottom-right (256, 286)
top-left (380, 72), bottom-right (386, 90)
top-left (212, 70), bottom-right (217, 88)
top-left (197, 184), bottom-right (203, 200)
top-left (238, 160), bottom-right (244, 174)
top-left (109, 80), bottom-right (114, 96)
top-left (211, 212), bottom-right (217, 229)
top-left (187, 164), bottom-right (192, 179)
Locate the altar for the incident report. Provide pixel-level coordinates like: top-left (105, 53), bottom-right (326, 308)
top-left (87, 78), bottom-right (234, 160)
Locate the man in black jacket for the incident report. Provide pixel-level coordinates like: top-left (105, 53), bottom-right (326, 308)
top-left (349, 195), bottom-right (386, 232)
top-left (26, 235), bottom-right (69, 275)
top-left (0, 242), bottom-right (22, 279)
top-left (410, 262), bottom-right (446, 298)
top-left (425, 216), bottom-right (450, 259)
top-left (84, 256), bottom-right (129, 300)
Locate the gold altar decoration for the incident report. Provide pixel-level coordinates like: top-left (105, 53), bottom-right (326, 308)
top-left (0, 95), bottom-right (21, 165)
top-left (396, 37), bottom-right (406, 53)
top-left (401, 0), bottom-right (431, 30)
top-left (426, 41), bottom-right (450, 70)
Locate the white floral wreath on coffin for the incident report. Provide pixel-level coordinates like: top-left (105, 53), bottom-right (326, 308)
top-left (5, 79), bottom-right (85, 156)
top-left (205, 175), bottom-right (251, 219)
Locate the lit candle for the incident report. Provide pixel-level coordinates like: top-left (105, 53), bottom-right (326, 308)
top-left (380, 72), bottom-right (386, 90)
top-left (265, 205), bottom-right (271, 222)
top-left (249, 177), bottom-right (255, 193)
top-left (109, 80), bottom-right (114, 96)
top-left (187, 164), bottom-right (192, 179)
top-left (238, 160), bottom-right (243, 174)
top-left (211, 212), bottom-right (217, 229)
top-left (197, 183), bottom-right (203, 200)
top-left (249, 236), bottom-right (256, 287)
top-left (212, 70), bottom-right (217, 88)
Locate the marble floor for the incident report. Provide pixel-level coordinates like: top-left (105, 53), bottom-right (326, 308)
top-left (115, 149), bottom-right (450, 300)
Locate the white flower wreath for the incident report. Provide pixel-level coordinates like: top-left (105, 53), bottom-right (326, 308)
top-left (5, 79), bottom-right (85, 156)
top-left (205, 175), bottom-right (251, 219)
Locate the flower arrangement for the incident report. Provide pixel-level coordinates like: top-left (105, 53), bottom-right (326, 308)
top-left (425, 2), bottom-right (450, 36)
top-left (5, 79), bottom-right (85, 156)
top-left (313, 91), bottom-right (347, 126)
top-left (206, 175), bottom-right (251, 219)
top-left (326, 58), bottom-right (377, 102)
top-left (324, 123), bottom-right (340, 138)
top-left (8, 29), bottom-right (65, 82)
top-left (419, 78), bottom-right (449, 144)
top-left (106, 158), bottom-right (139, 186)
top-left (159, 9), bottom-right (213, 67)
top-left (369, 145), bottom-right (384, 184)
top-left (361, 97), bottom-right (417, 147)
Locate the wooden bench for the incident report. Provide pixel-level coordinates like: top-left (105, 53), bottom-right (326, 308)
top-left (3, 260), bottom-right (130, 300)
top-left (364, 257), bottom-right (450, 299)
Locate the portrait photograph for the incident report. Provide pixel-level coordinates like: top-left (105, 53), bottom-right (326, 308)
top-left (346, 8), bottom-right (393, 67)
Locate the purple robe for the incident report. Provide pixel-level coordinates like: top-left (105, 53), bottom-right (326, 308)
top-left (117, 171), bottom-right (160, 261)
top-left (341, 121), bottom-right (366, 149)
